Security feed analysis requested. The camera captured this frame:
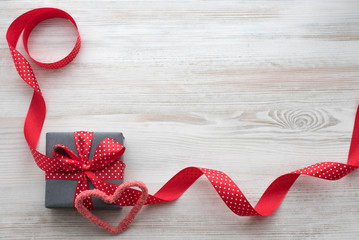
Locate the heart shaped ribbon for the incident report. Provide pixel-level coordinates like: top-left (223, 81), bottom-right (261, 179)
top-left (75, 181), bottom-right (148, 234)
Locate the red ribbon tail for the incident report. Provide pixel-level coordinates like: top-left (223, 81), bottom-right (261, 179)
top-left (74, 174), bottom-right (93, 210)
top-left (348, 105), bottom-right (359, 166)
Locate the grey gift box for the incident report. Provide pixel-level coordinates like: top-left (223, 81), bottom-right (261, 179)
top-left (45, 132), bottom-right (124, 209)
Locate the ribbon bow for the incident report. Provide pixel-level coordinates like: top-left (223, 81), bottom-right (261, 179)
top-left (33, 131), bottom-right (126, 209)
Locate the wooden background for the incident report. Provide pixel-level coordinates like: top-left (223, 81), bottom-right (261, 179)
top-left (1, 0), bottom-right (359, 239)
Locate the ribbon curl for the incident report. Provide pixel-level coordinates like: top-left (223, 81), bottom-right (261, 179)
top-left (7, 7), bottom-right (359, 219)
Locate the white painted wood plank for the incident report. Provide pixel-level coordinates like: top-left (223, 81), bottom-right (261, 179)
top-left (1, 0), bottom-right (359, 239)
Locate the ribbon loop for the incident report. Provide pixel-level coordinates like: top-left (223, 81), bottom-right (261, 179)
top-left (8, 7), bottom-right (81, 70)
top-left (53, 144), bottom-right (81, 162)
top-left (92, 137), bottom-right (126, 170)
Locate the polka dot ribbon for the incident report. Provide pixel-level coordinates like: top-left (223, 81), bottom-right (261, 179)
top-left (7, 8), bottom-right (359, 217)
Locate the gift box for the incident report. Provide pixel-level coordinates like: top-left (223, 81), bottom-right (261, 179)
top-left (45, 132), bottom-right (125, 209)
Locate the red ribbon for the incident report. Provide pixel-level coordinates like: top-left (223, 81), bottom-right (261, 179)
top-left (7, 8), bottom-right (359, 217)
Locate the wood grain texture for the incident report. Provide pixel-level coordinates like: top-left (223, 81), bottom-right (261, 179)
top-left (1, 0), bottom-right (359, 239)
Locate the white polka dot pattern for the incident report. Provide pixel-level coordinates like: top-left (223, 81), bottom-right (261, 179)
top-left (10, 46), bottom-right (41, 93)
top-left (293, 162), bottom-right (356, 180)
